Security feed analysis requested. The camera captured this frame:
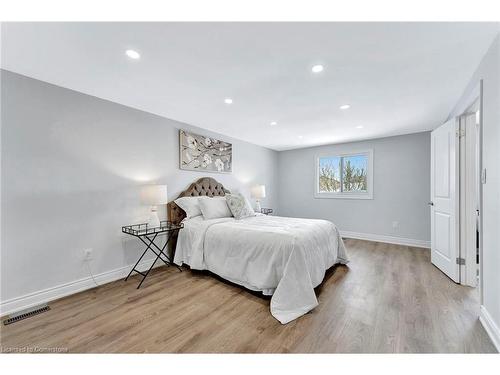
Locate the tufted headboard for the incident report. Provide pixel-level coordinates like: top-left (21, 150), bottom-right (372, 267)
top-left (167, 177), bottom-right (230, 225)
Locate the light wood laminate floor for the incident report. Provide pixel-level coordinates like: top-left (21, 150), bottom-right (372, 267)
top-left (0, 239), bottom-right (496, 353)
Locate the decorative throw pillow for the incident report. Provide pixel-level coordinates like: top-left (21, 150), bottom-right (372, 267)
top-left (225, 194), bottom-right (255, 220)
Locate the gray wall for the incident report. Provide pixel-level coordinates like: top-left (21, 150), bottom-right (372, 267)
top-left (277, 132), bottom-right (431, 242)
top-left (448, 34), bottom-right (500, 339)
top-left (0, 70), bottom-right (278, 303)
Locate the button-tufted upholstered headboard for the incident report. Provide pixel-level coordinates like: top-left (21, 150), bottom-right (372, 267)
top-left (167, 177), bottom-right (231, 225)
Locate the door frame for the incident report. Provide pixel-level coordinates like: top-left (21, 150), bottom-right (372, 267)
top-left (458, 109), bottom-right (479, 287)
top-left (453, 81), bottom-right (483, 299)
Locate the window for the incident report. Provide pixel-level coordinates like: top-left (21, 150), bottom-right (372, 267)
top-left (315, 150), bottom-right (373, 199)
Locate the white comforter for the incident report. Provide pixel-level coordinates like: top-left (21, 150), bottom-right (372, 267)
top-left (173, 215), bottom-right (348, 324)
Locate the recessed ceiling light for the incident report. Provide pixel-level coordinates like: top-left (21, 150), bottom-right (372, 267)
top-left (125, 49), bottom-right (141, 59)
top-left (224, 98), bottom-right (233, 104)
top-left (340, 104), bottom-right (351, 110)
top-left (356, 125), bottom-right (364, 129)
top-left (270, 121), bottom-right (277, 126)
top-left (298, 135), bottom-right (304, 139)
top-left (311, 65), bottom-right (324, 73)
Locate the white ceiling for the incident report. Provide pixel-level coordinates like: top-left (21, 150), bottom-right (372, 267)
top-left (2, 22), bottom-right (499, 150)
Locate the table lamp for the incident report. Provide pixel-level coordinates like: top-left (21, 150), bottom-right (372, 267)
top-left (251, 185), bottom-right (266, 213)
top-left (140, 184), bottom-right (168, 228)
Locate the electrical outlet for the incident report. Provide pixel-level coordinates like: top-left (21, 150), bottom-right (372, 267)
top-left (392, 221), bottom-right (399, 230)
top-left (83, 248), bottom-right (93, 261)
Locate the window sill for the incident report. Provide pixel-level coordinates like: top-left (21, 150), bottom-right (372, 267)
top-left (314, 193), bottom-right (373, 200)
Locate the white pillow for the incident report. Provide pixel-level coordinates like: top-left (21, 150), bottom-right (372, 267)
top-left (174, 196), bottom-right (226, 219)
top-left (199, 197), bottom-right (233, 219)
top-left (225, 194), bottom-right (255, 220)
top-left (174, 196), bottom-right (209, 219)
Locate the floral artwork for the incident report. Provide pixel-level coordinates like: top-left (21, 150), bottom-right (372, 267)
top-left (179, 130), bottom-right (232, 173)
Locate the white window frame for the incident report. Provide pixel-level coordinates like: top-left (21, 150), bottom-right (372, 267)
top-left (314, 149), bottom-right (374, 199)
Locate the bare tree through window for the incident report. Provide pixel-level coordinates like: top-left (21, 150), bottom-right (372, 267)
top-left (318, 157), bottom-right (340, 192)
top-left (318, 154), bottom-right (368, 193)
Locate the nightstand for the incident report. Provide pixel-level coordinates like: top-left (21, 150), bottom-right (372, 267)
top-left (122, 220), bottom-right (183, 289)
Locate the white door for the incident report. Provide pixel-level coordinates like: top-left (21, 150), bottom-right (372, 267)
top-left (430, 118), bottom-right (459, 282)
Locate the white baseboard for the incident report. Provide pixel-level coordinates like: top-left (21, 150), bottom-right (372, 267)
top-left (0, 258), bottom-right (160, 317)
top-left (479, 305), bottom-right (500, 352)
top-left (340, 230), bottom-right (430, 248)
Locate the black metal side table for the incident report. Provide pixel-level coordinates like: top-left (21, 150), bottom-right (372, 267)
top-left (122, 220), bottom-right (183, 289)
top-left (261, 208), bottom-right (273, 215)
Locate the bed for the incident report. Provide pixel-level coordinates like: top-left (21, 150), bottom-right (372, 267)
top-left (168, 177), bottom-right (348, 324)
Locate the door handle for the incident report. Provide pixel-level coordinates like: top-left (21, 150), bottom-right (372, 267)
top-left (428, 202), bottom-right (434, 206)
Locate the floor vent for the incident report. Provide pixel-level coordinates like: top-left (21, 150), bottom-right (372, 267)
top-left (3, 304), bottom-right (50, 325)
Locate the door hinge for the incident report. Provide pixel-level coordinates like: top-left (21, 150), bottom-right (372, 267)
top-left (456, 129), bottom-right (466, 138)
top-left (456, 257), bottom-right (466, 265)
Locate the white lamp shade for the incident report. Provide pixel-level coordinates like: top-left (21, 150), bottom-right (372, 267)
top-left (251, 185), bottom-right (266, 199)
top-left (140, 185), bottom-right (168, 206)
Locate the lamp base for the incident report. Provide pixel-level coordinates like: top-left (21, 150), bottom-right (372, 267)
top-left (147, 206), bottom-right (160, 228)
top-left (255, 200), bottom-right (262, 213)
